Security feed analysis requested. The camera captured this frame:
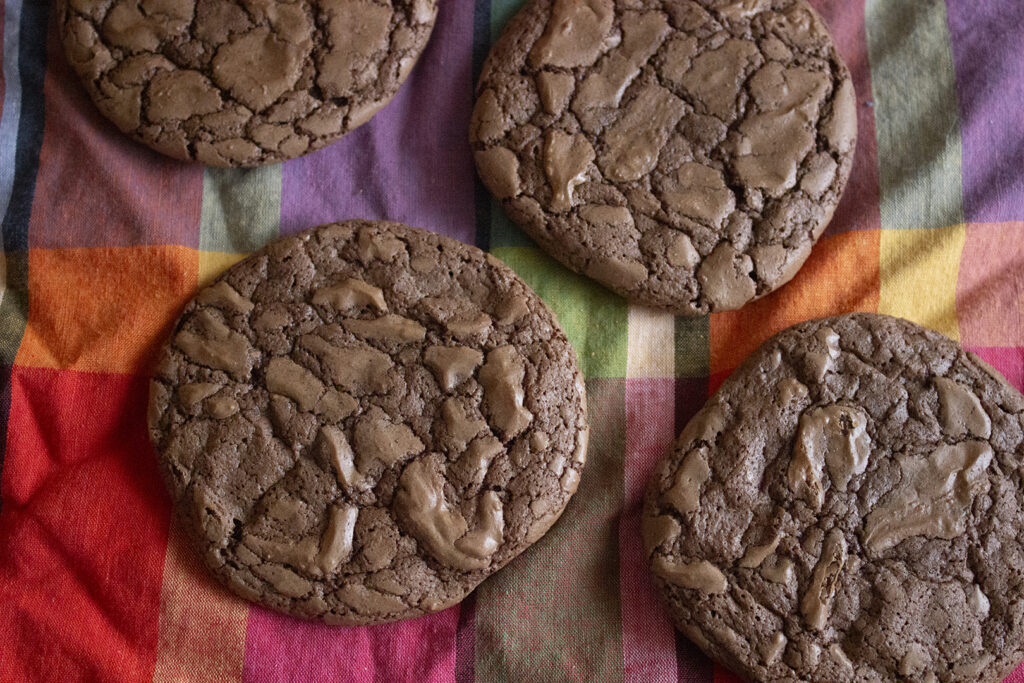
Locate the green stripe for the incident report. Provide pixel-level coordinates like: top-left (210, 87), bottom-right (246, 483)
top-left (475, 378), bottom-right (626, 683)
top-left (865, 0), bottom-right (964, 230)
top-left (489, 203), bottom-right (537, 249)
top-left (490, 0), bottom-right (523, 42)
top-left (477, 6), bottom-right (628, 678)
top-left (491, 247), bottom-right (628, 379)
top-left (0, 250), bottom-right (27, 365)
top-left (674, 315), bottom-right (709, 378)
top-left (199, 166), bottom-right (282, 254)
top-left (486, 0), bottom-right (534, 250)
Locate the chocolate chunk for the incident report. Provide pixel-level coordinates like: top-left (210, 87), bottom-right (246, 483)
top-left (424, 346), bottom-right (484, 392)
top-left (479, 346), bottom-right (535, 439)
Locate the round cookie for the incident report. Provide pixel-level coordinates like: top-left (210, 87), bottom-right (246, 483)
top-left (642, 314), bottom-right (1024, 682)
top-left (148, 221), bottom-right (588, 624)
top-left (471, 0), bottom-right (856, 315)
top-left (59, 0), bottom-right (438, 166)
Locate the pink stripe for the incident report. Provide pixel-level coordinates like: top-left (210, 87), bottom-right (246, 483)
top-left (29, 21), bottom-right (203, 249)
top-left (810, 0), bottom-right (882, 236)
top-left (970, 345), bottom-right (1024, 683)
top-left (621, 378), bottom-right (678, 682)
top-left (965, 347), bottom-right (1024, 394)
top-left (956, 222), bottom-right (1024, 348)
top-left (242, 606), bottom-right (458, 682)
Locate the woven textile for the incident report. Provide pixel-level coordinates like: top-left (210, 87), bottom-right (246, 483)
top-left (0, 1), bottom-right (1022, 681)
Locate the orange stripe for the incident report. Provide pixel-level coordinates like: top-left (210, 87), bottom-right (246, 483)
top-left (710, 230), bottom-right (881, 375)
top-left (15, 245), bottom-right (198, 375)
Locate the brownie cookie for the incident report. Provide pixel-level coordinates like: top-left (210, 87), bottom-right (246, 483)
top-left (642, 314), bottom-right (1024, 681)
top-left (471, 0), bottom-right (856, 315)
top-left (59, 0), bottom-right (438, 166)
top-left (148, 221), bottom-right (588, 624)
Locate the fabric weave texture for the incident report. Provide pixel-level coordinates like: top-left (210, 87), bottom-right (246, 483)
top-left (0, 1), bottom-right (1022, 681)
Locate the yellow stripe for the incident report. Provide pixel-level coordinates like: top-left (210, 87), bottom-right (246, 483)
top-left (878, 225), bottom-right (965, 340)
top-left (199, 251), bottom-right (249, 288)
top-left (153, 523), bottom-right (249, 682)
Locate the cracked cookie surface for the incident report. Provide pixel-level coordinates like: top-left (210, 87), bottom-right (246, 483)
top-left (60, 0), bottom-right (438, 166)
top-left (148, 221), bottom-right (589, 624)
top-left (471, 0), bottom-right (856, 315)
top-left (642, 314), bottom-right (1024, 682)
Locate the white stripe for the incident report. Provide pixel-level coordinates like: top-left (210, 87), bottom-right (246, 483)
top-left (626, 304), bottom-right (675, 378)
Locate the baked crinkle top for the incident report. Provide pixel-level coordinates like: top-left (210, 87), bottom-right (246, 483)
top-left (643, 314), bottom-right (1024, 682)
top-left (148, 221), bottom-right (588, 625)
top-left (59, 0), bottom-right (438, 166)
top-left (471, 0), bottom-right (856, 315)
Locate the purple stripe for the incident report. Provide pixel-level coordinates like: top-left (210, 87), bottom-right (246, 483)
top-left (676, 633), bottom-right (714, 682)
top-left (946, 0), bottom-right (1024, 223)
top-left (673, 377), bottom-right (708, 436)
top-left (279, 3), bottom-right (477, 244)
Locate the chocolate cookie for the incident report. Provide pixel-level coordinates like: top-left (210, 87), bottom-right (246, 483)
top-left (148, 221), bottom-right (588, 624)
top-left (59, 0), bottom-right (438, 166)
top-left (471, 0), bottom-right (856, 315)
top-left (642, 314), bottom-right (1024, 681)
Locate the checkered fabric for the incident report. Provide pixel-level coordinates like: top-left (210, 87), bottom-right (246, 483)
top-left (0, 1), bottom-right (1022, 681)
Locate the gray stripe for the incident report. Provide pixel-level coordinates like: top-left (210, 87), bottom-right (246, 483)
top-left (0, 0), bottom-right (24, 234)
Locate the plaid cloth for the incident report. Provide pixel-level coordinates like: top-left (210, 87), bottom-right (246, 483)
top-left (1, 0), bottom-right (1022, 681)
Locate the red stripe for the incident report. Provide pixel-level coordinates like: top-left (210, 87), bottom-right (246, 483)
top-left (707, 370), bottom-right (732, 398)
top-left (0, 367), bottom-right (169, 680)
top-left (712, 665), bottom-right (745, 683)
